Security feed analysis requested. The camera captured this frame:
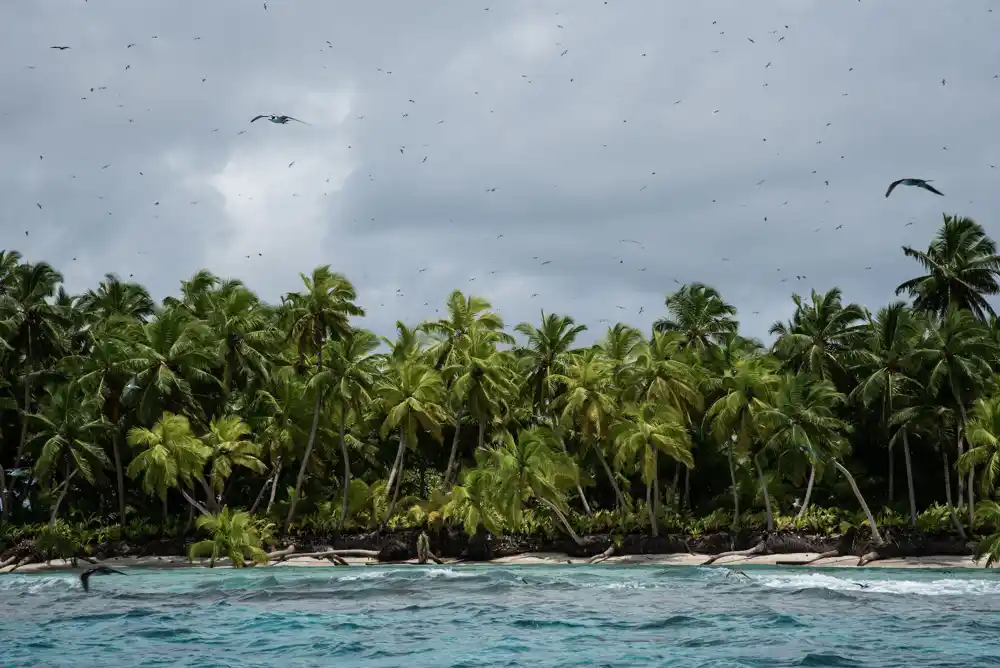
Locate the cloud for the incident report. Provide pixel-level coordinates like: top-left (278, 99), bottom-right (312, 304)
top-left (2, 0), bottom-right (999, 343)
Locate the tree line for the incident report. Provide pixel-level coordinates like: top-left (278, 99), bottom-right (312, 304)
top-left (3, 213), bottom-right (1000, 562)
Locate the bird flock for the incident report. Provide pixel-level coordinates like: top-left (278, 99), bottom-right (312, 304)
top-left (8, 2), bottom-right (1000, 337)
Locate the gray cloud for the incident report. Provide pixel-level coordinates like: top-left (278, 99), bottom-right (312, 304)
top-left (2, 0), bottom-right (999, 342)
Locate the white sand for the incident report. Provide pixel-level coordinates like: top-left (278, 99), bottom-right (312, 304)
top-left (1, 551), bottom-right (981, 573)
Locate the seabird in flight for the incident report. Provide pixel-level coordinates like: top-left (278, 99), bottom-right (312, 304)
top-left (885, 178), bottom-right (944, 198)
top-left (80, 565), bottom-right (127, 592)
top-left (250, 114), bottom-right (309, 125)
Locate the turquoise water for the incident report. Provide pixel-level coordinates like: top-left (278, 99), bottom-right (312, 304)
top-left (2, 565), bottom-right (1000, 667)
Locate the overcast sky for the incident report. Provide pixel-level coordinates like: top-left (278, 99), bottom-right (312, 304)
top-left (2, 0), bottom-right (998, 343)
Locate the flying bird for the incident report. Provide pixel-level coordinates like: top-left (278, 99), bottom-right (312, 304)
top-left (250, 114), bottom-right (309, 125)
top-left (885, 178), bottom-right (944, 198)
top-left (80, 565), bottom-right (127, 592)
top-left (50, 45), bottom-right (71, 50)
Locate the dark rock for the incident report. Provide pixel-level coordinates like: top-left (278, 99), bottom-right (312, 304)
top-left (377, 539), bottom-right (411, 562)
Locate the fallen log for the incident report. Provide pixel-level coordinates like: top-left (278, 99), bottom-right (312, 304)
top-left (267, 545), bottom-right (297, 561)
top-left (270, 550), bottom-right (377, 564)
top-left (588, 546), bottom-right (616, 564)
top-left (702, 539), bottom-right (767, 566)
top-left (0, 554), bottom-right (20, 569)
top-left (776, 549), bottom-right (843, 566)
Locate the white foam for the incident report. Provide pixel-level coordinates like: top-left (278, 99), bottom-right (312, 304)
top-left (0, 575), bottom-right (79, 593)
top-left (756, 572), bottom-right (1000, 596)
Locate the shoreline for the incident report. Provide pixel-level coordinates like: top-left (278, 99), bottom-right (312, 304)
top-left (1, 551), bottom-right (983, 574)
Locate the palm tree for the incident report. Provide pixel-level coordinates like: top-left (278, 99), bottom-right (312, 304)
top-left (188, 506), bottom-right (269, 567)
top-left (896, 214), bottom-right (1000, 321)
top-left (28, 383), bottom-right (110, 526)
top-left (282, 266), bottom-right (363, 530)
top-left (206, 281), bottom-right (276, 396)
top-left (770, 288), bottom-right (866, 380)
top-left (79, 273), bottom-right (155, 322)
top-left (422, 289), bottom-right (509, 369)
top-left (552, 349), bottom-right (626, 509)
top-left (760, 373), bottom-right (883, 544)
top-left (850, 302), bottom-right (922, 525)
top-left (914, 307), bottom-right (996, 523)
top-left (514, 311), bottom-right (587, 414)
top-left (376, 361), bottom-right (448, 520)
top-left (612, 403), bottom-right (693, 535)
top-left (313, 328), bottom-right (380, 530)
top-left (124, 307), bottom-right (220, 425)
top-left (653, 282), bottom-right (738, 356)
top-left (442, 326), bottom-right (516, 488)
top-left (707, 355), bottom-right (778, 529)
top-left (0, 262), bottom-right (68, 473)
top-left (201, 415), bottom-right (267, 505)
top-left (126, 412), bottom-right (212, 515)
top-left (957, 395), bottom-right (1000, 498)
top-left (476, 425), bottom-right (584, 544)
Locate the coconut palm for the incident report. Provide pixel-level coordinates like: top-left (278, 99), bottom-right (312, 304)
top-left (313, 328), bottom-right (380, 530)
top-left (850, 302), bottom-right (922, 525)
top-left (201, 415), bottom-right (266, 504)
top-left (896, 214), bottom-right (1000, 321)
top-left (282, 266), bottom-right (363, 530)
top-left (187, 506), bottom-right (269, 567)
top-left (28, 383), bottom-right (110, 526)
top-left (79, 273), bottom-right (155, 323)
top-left (422, 289), bottom-right (509, 369)
top-left (770, 288), bottom-right (866, 380)
top-left (612, 403), bottom-right (693, 535)
top-left (515, 311), bottom-right (587, 414)
top-left (653, 282), bottom-right (738, 356)
top-left (759, 373), bottom-right (883, 543)
top-left (376, 361), bottom-right (448, 519)
top-left (957, 395), bottom-right (1000, 497)
top-left (126, 412), bottom-right (212, 515)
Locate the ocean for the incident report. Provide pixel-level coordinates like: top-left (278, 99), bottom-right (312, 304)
top-left (2, 565), bottom-right (999, 667)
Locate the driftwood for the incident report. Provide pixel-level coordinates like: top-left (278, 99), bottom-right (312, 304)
top-left (776, 549), bottom-right (842, 566)
top-left (266, 545), bottom-right (297, 561)
top-left (416, 532), bottom-right (443, 564)
top-left (268, 548), bottom-right (378, 565)
top-left (588, 546), bottom-right (616, 564)
top-left (1, 554), bottom-right (21, 569)
top-left (702, 539), bottom-right (767, 566)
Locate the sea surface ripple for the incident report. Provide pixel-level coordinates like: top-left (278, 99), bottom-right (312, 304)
top-left (3, 565), bottom-right (1000, 667)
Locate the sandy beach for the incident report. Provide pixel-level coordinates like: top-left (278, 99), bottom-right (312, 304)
top-left (0, 552), bottom-right (982, 573)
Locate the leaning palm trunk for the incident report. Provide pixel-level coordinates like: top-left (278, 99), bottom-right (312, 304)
top-left (337, 405), bottom-right (351, 532)
top-left (537, 498), bottom-right (584, 546)
top-left (249, 471), bottom-right (272, 515)
top-left (753, 453), bottom-right (774, 532)
top-left (13, 334), bottom-right (32, 472)
top-left (111, 429), bottom-right (126, 522)
top-left (385, 430), bottom-right (407, 495)
top-left (796, 463), bottom-right (816, 520)
top-left (442, 407), bottom-right (464, 489)
top-left (49, 468), bottom-right (78, 528)
top-left (727, 440), bottom-right (740, 530)
top-left (562, 439), bottom-right (592, 515)
top-left (958, 404), bottom-right (974, 525)
top-left (942, 451), bottom-right (967, 540)
top-left (260, 457), bottom-right (282, 516)
top-left (384, 447), bottom-right (407, 521)
top-left (831, 458), bottom-right (883, 545)
top-left (593, 441), bottom-right (627, 509)
top-left (902, 431), bottom-right (917, 527)
top-left (888, 444), bottom-right (894, 503)
top-left (286, 347), bottom-right (324, 531)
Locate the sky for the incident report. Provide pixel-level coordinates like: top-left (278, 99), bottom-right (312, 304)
top-left (1, 0), bottom-right (999, 343)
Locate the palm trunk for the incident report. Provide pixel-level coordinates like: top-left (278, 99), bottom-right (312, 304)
top-left (384, 446), bottom-right (407, 521)
top-left (538, 498), bottom-right (584, 546)
top-left (249, 470), bottom-right (271, 515)
top-left (559, 439), bottom-right (592, 515)
top-left (385, 429), bottom-right (406, 494)
top-left (669, 463), bottom-right (680, 507)
top-left (13, 332), bottom-right (32, 472)
top-left (0, 463), bottom-right (8, 524)
top-left (337, 404), bottom-right (351, 532)
top-left (110, 402), bottom-right (126, 521)
top-left (593, 441), bottom-right (626, 509)
top-left (957, 420), bottom-right (965, 511)
top-left (180, 488), bottom-right (211, 516)
top-left (902, 431), bottom-right (917, 528)
top-left (753, 453), bottom-right (774, 532)
top-left (727, 440), bottom-right (740, 530)
top-left (285, 346), bottom-right (324, 531)
top-left (442, 407), bottom-right (464, 489)
top-left (683, 466), bottom-right (691, 510)
top-left (265, 457), bottom-right (282, 516)
top-left (888, 443), bottom-right (895, 503)
top-left (49, 468), bottom-right (78, 528)
top-left (831, 458), bottom-right (883, 545)
top-left (796, 463), bottom-right (815, 520)
top-left (646, 483), bottom-right (657, 537)
top-left (958, 403), bottom-right (974, 525)
top-left (198, 476), bottom-right (219, 513)
top-left (942, 451), bottom-right (967, 540)
top-left (653, 474), bottom-right (661, 520)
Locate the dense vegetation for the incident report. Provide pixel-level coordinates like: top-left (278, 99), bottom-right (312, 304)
top-left (4, 213), bottom-right (1000, 565)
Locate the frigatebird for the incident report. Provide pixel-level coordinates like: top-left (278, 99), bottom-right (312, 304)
top-left (885, 178), bottom-right (944, 198)
top-left (50, 46), bottom-right (71, 50)
top-left (80, 565), bottom-right (127, 592)
top-left (250, 114), bottom-right (309, 125)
